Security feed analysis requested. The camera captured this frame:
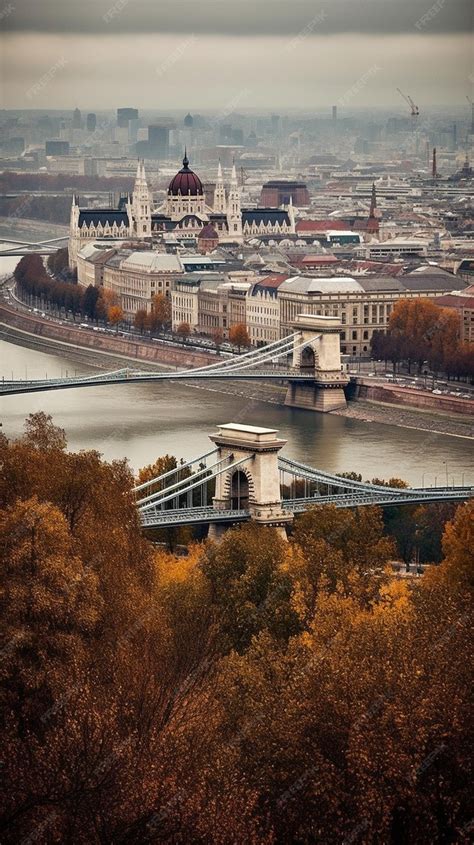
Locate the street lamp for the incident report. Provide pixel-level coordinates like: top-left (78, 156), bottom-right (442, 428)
top-left (443, 460), bottom-right (448, 487)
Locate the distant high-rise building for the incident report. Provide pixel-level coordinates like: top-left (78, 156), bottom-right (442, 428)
top-left (184, 112), bottom-right (194, 128)
top-left (72, 108), bottom-right (82, 129)
top-left (46, 140), bottom-right (70, 156)
top-left (147, 125), bottom-right (170, 158)
top-left (271, 114), bottom-right (281, 134)
top-left (3, 137), bottom-right (25, 155)
top-left (232, 128), bottom-right (244, 146)
top-left (260, 180), bottom-right (310, 207)
top-left (117, 107), bottom-right (139, 128)
top-left (332, 105), bottom-right (337, 121)
top-left (86, 113), bottom-right (97, 133)
top-left (219, 124), bottom-right (234, 143)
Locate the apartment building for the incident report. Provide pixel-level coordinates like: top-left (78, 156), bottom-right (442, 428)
top-left (278, 271), bottom-right (462, 356)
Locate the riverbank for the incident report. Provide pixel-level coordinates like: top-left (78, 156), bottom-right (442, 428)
top-left (0, 300), bottom-right (219, 370)
top-left (1, 300), bottom-right (472, 439)
top-left (333, 399), bottom-right (473, 440)
top-left (0, 216), bottom-right (69, 243)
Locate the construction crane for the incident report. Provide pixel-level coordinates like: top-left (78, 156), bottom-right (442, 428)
top-left (239, 166), bottom-right (249, 187)
top-left (397, 88), bottom-right (420, 117)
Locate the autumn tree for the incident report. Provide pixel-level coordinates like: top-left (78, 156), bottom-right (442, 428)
top-left (211, 327), bottom-right (224, 352)
top-left (229, 322), bottom-right (251, 353)
top-left (82, 284), bottom-right (99, 320)
top-left (108, 304), bottom-right (124, 333)
top-left (379, 298), bottom-right (463, 377)
top-left (1, 415), bottom-right (472, 843)
top-left (137, 454), bottom-right (177, 492)
top-left (176, 321), bottom-right (191, 343)
top-left (292, 504), bottom-right (394, 611)
top-left (201, 524), bottom-right (301, 651)
top-left (148, 293), bottom-right (171, 334)
top-left (133, 308), bottom-right (147, 334)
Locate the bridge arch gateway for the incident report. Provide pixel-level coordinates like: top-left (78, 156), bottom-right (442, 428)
top-left (285, 314), bottom-right (349, 412)
top-left (208, 423), bottom-right (292, 540)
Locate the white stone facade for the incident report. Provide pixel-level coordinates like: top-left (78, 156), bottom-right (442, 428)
top-left (246, 288), bottom-right (280, 346)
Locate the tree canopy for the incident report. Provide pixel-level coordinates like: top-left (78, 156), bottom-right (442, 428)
top-left (1, 415), bottom-right (472, 843)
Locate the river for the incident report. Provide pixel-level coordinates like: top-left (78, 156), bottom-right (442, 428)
top-left (1, 248), bottom-right (472, 486)
top-left (0, 338), bottom-right (472, 486)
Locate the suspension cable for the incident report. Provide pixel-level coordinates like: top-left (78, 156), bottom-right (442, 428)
top-left (133, 448), bottom-right (218, 493)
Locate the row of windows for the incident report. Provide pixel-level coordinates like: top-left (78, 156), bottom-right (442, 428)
top-left (341, 329), bottom-right (372, 341)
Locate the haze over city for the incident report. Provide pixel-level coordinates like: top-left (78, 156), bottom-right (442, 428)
top-left (1, 0), bottom-right (473, 109)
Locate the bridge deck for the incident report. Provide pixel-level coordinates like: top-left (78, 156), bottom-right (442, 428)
top-left (139, 487), bottom-right (473, 528)
top-left (0, 370), bottom-right (344, 396)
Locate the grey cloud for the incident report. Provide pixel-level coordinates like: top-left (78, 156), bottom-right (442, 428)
top-left (2, 0), bottom-right (472, 35)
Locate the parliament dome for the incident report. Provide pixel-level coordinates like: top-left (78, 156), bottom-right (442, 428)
top-left (168, 152), bottom-right (203, 196)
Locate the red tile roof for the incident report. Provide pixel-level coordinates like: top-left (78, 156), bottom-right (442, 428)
top-left (296, 219), bottom-right (349, 232)
top-left (301, 254), bottom-right (338, 264)
top-left (433, 294), bottom-right (474, 310)
top-left (256, 273), bottom-right (289, 289)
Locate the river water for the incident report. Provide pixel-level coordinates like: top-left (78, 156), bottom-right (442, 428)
top-left (0, 338), bottom-right (472, 486)
top-left (1, 251), bottom-right (472, 485)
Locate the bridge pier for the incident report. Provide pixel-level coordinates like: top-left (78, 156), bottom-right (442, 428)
top-left (208, 423), bottom-right (292, 539)
top-left (285, 314), bottom-right (349, 412)
top-left (285, 381), bottom-right (347, 412)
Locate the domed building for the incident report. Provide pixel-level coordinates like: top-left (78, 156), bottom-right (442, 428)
top-left (69, 152), bottom-right (296, 268)
top-left (197, 224), bottom-right (219, 254)
top-left (164, 151), bottom-right (206, 219)
top-left (152, 150), bottom-right (240, 241)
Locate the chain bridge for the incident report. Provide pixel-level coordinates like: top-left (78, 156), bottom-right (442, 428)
top-left (0, 315), bottom-right (349, 412)
top-left (136, 422), bottom-right (473, 538)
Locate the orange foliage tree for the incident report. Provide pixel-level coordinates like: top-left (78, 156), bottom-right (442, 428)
top-left (1, 417), bottom-right (472, 843)
top-left (382, 298), bottom-right (462, 375)
top-left (108, 304), bottom-right (124, 332)
top-left (229, 322), bottom-right (251, 353)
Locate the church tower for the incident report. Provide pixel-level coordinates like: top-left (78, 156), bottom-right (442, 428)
top-left (369, 182), bottom-right (377, 217)
top-left (366, 182), bottom-right (380, 236)
top-left (130, 159), bottom-right (152, 238)
top-left (213, 161), bottom-right (227, 213)
top-left (226, 162), bottom-right (243, 242)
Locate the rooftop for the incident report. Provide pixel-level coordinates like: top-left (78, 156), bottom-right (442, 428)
top-left (120, 252), bottom-right (183, 273)
top-left (279, 276), bottom-right (364, 295)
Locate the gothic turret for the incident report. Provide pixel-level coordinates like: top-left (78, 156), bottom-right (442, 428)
top-left (287, 194), bottom-right (296, 234)
top-left (226, 162), bottom-right (243, 243)
top-left (213, 161), bottom-right (227, 214)
top-left (130, 159), bottom-right (152, 238)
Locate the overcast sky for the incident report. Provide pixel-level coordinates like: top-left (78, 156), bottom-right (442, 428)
top-left (1, 0), bottom-right (472, 111)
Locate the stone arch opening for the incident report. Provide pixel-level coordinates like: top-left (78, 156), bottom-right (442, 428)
top-left (300, 345), bottom-right (316, 371)
top-left (231, 470), bottom-right (250, 510)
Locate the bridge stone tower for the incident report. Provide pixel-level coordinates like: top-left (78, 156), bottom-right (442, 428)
top-left (208, 423), bottom-right (291, 540)
top-left (285, 314), bottom-right (349, 412)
